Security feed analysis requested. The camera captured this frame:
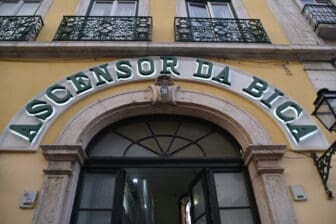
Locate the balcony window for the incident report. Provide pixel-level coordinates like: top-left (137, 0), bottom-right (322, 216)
top-left (0, 0), bottom-right (44, 41)
top-left (53, 0), bottom-right (152, 41)
top-left (89, 0), bottom-right (137, 16)
top-left (0, 0), bottom-right (41, 16)
top-left (175, 0), bottom-right (270, 43)
top-left (301, 0), bottom-right (336, 40)
top-left (187, 1), bottom-right (234, 18)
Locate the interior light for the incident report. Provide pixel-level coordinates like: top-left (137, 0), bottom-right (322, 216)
top-left (194, 196), bottom-right (199, 205)
top-left (132, 178), bottom-right (138, 183)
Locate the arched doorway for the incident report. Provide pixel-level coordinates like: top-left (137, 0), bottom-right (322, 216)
top-left (34, 89), bottom-right (296, 224)
top-left (71, 115), bottom-right (259, 224)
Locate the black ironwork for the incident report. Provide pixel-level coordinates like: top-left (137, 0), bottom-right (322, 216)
top-left (174, 17), bottom-right (270, 43)
top-left (311, 141), bottom-right (336, 199)
top-left (302, 4), bottom-right (336, 30)
top-left (53, 16), bottom-right (152, 41)
top-left (0, 16), bottom-right (43, 41)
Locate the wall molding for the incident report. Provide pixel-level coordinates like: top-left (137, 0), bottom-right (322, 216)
top-left (0, 42), bottom-right (335, 61)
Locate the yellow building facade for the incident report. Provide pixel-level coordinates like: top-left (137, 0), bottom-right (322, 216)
top-left (0, 0), bottom-right (336, 224)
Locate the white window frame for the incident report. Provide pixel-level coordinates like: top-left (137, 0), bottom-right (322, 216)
top-left (76, 0), bottom-right (148, 16)
top-left (89, 0), bottom-right (137, 16)
top-left (177, 0), bottom-right (248, 18)
top-left (187, 1), bottom-right (234, 18)
top-left (0, 0), bottom-right (41, 16)
top-left (208, 2), bottom-right (234, 18)
top-left (0, 0), bottom-right (53, 18)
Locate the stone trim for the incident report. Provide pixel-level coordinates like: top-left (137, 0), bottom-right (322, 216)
top-left (231, 0), bottom-right (248, 18)
top-left (266, 0), bottom-right (323, 45)
top-left (244, 145), bottom-right (286, 174)
top-left (56, 89), bottom-right (272, 149)
top-left (303, 62), bottom-right (336, 91)
top-left (35, 0), bottom-right (54, 18)
top-left (33, 145), bottom-right (86, 224)
top-left (41, 144), bottom-right (87, 165)
top-left (244, 145), bottom-right (297, 224)
top-left (0, 42), bottom-right (335, 60)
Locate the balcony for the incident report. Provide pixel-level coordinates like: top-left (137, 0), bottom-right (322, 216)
top-left (53, 16), bottom-right (152, 41)
top-left (175, 17), bottom-right (270, 43)
top-left (0, 16), bottom-right (43, 41)
top-left (302, 4), bottom-right (336, 40)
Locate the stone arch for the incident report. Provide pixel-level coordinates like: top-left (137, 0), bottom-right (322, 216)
top-left (57, 88), bottom-right (272, 151)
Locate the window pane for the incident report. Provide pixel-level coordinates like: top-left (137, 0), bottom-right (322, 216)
top-left (126, 144), bottom-right (159, 157)
top-left (115, 122), bottom-right (152, 141)
top-left (79, 173), bottom-right (116, 209)
top-left (192, 179), bottom-right (206, 220)
top-left (17, 2), bottom-right (40, 15)
top-left (89, 132), bottom-right (131, 157)
top-left (177, 121), bottom-right (210, 141)
top-left (76, 211), bottom-right (112, 224)
top-left (90, 1), bottom-right (112, 16)
top-left (156, 136), bottom-right (172, 153)
top-left (210, 3), bottom-right (232, 18)
top-left (140, 138), bottom-right (162, 154)
top-left (219, 209), bottom-right (253, 224)
top-left (197, 133), bottom-right (241, 157)
top-left (188, 3), bottom-right (208, 17)
top-left (0, 3), bottom-right (17, 15)
top-left (149, 120), bottom-right (179, 136)
top-left (169, 138), bottom-right (190, 153)
top-left (195, 214), bottom-right (207, 224)
top-left (214, 173), bottom-right (250, 207)
top-left (87, 115), bottom-right (242, 158)
top-left (115, 1), bottom-right (136, 16)
top-left (172, 144), bottom-right (204, 157)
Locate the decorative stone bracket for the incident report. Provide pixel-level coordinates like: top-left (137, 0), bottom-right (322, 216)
top-left (149, 75), bottom-right (180, 105)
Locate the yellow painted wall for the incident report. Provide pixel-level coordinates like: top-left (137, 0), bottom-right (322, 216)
top-left (33, 0), bottom-right (290, 43)
top-left (37, 0), bottom-right (79, 41)
top-left (243, 0), bottom-right (290, 44)
top-left (0, 57), bottom-right (335, 223)
top-left (0, 152), bottom-right (46, 224)
top-left (151, 0), bottom-right (175, 42)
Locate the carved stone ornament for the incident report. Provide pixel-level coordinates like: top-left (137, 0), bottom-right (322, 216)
top-left (149, 75), bottom-right (180, 104)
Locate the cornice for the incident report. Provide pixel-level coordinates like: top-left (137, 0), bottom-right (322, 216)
top-left (0, 41), bottom-right (335, 61)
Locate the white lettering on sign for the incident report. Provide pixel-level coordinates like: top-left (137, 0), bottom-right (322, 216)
top-left (0, 57), bottom-right (329, 151)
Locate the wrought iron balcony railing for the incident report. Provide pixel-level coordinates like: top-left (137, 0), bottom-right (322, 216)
top-left (175, 17), bottom-right (270, 43)
top-left (0, 16), bottom-right (43, 41)
top-left (53, 16), bottom-right (152, 41)
top-left (302, 4), bottom-right (336, 30)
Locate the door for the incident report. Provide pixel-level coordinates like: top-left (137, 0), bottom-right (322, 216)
top-left (189, 170), bottom-right (213, 224)
top-left (71, 169), bottom-right (126, 224)
top-left (189, 169), bottom-right (259, 224)
top-left (211, 171), bottom-right (255, 224)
